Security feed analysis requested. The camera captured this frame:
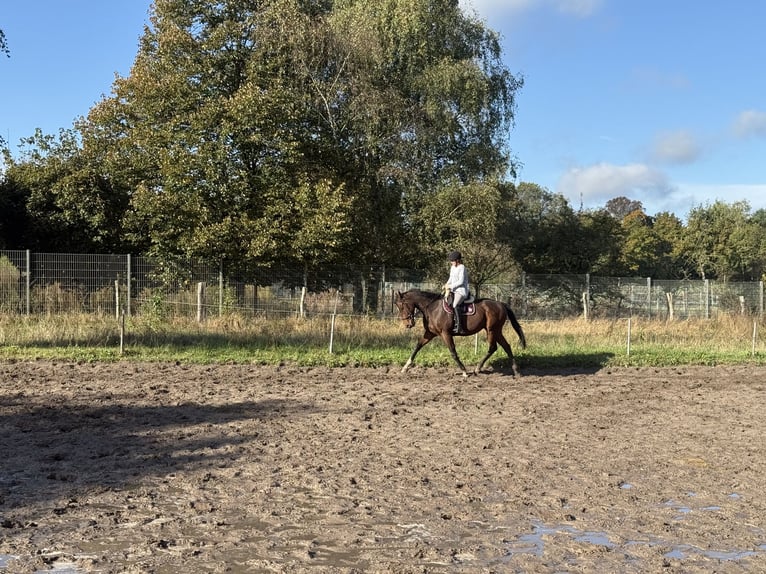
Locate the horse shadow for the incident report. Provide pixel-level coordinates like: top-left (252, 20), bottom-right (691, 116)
top-left (481, 352), bottom-right (615, 377)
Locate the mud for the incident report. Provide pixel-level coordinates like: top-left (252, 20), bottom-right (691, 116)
top-left (0, 360), bottom-right (765, 573)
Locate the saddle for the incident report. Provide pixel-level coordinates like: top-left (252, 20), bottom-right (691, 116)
top-left (442, 295), bottom-right (476, 316)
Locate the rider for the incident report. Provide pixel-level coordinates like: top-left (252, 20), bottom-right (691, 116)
top-left (443, 250), bottom-right (469, 334)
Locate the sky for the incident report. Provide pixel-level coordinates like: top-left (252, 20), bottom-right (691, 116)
top-left (3, 1), bottom-right (766, 219)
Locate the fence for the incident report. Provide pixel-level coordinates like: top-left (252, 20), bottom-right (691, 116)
top-left (0, 250), bottom-right (764, 321)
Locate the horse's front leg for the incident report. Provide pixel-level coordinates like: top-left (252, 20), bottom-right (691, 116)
top-left (441, 333), bottom-right (468, 378)
top-left (402, 332), bottom-right (436, 373)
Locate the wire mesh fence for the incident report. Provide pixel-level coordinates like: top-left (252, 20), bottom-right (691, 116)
top-left (0, 250), bottom-right (764, 321)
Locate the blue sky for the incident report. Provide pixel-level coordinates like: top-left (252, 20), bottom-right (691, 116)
top-left (460, 0), bottom-right (766, 217)
top-left (3, 1), bottom-right (766, 218)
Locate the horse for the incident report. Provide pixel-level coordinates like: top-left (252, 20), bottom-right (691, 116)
top-left (394, 289), bottom-right (526, 377)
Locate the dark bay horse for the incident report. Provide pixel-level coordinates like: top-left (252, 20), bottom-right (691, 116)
top-left (394, 289), bottom-right (526, 377)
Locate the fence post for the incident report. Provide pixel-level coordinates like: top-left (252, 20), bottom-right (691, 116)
top-left (521, 272), bottom-right (527, 316)
top-left (197, 282), bottom-right (205, 322)
top-left (380, 265), bottom-right (386, 317)
top-left (646, 277), bottom-right (651, 319)
top-left (666, 292), bottom-right (674, 320)
top-left (760, 281), bottom-right (764, 318)
top-left (704, 279), bottom-right (710, 319)
top-left (25, 250), bottom-right (30, 315)
top-left (114, 279), bottom-right (120, 319)
top-left (126, 254), bottom-right (131, 317)
top-left (219, 260), bottom-right (224, 317)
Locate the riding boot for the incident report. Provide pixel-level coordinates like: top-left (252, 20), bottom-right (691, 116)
top-left (453, 306), bottom-right (463, 334)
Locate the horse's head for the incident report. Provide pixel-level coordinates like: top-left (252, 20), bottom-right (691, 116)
top-left (394, 291), bottom-right (417, 328)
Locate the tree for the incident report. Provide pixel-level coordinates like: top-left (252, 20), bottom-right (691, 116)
top-left (605, 196), bottom-right (643, 220)
top-left (617, 211), bottom-right (686, 278)
top-left (416, 180), bottom-right (518, 294)
top-left (501, 182), bottom-right (583, 274)
top-left (650, 211), bottom-right (686, 278)
top-left (575, 209), bottom-right (625, 275)
top-left (0, 28), bottom-right (9, 57)
top-left (1, 129), bottom-right (135, 252)
top-left (0, 161), bottom-right (29, 249)
top-left (618, 211), bottom-right (659, 276)
top-left (683, 200), bottom-right (762, 281)
top-left (80, 0), bottom-right (521, 271)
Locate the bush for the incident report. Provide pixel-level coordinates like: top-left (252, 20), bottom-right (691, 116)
top-left (0, 256), bottom-right (21, 312)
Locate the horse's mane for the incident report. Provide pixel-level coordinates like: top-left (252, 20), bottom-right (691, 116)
top-left (404, 289), bottom-right (442, 302)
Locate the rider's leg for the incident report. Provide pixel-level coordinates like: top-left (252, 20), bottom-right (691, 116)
top-left (452, 292), bottom-right (465, 334)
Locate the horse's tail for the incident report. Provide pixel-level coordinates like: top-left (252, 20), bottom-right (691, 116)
top-left (504, 304), bottom-right (527, 349)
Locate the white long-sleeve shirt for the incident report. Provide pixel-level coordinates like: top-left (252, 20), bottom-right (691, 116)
top-left (446, 263), bottom-right (469, 297)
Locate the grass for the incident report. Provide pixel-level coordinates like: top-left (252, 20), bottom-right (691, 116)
top-left (0, 313), bottom-right (764, 369)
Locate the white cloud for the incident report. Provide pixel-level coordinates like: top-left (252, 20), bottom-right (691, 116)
top-left (650, 130), bottom-right (702, 164)
top-left (555, 0), bottom-right (602, 17)
top-left (672, 183), bottom-right (766, 213)
top-left (556, 162), bottom-right (672, 208)
top-left (555, 168), bottom-right (766, 217)
top-left (625, 66), bottom-right (690, 91)
top-left (458, 0), bottom-right (532, 18)
top-left (732, 109), bottom-right (766, 139)
top-left (459, 0), bottom-right (600, 19)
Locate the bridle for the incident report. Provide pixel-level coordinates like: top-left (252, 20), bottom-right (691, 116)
top-left (397, 299), bottom-right (419, 328)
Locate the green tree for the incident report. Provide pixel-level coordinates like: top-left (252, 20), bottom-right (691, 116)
top-left (617, 210), bottom-right (686, 278)
top-left (1, 129), bottom-right (134, 252)
top-left (0, 163), bottom-right (30, 249)
top-left (605, 196), bottom-right (643, 220)
top-left (80, 0), bottom-right (521, 271)
top-left (618, 211), bottom-right (659, 276)
top-left (650, 211), bottom-right (687, 278)
top-left (576, 208), bottom-right (625, 275)
top-left (0, 28), bottom-right (9, 57)
top-left (501, 182), bottom-right (583, 274)
top-left (683, 200), bottom-right (763, 280)
top-left (416, 180), bottom-right (518, 294)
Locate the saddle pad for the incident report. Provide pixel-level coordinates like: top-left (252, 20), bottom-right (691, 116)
top-left (442, 300), bottom-right (476, 315)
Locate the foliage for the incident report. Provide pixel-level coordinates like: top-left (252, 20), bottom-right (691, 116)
top-left (0, 28), bottom-right (8, 57)
top-left (618, 210), bottom-right (686, 277)
top-left (605, 196), bottom-right (643, 219)
top-left (0, 255), bottom-right (21, 312)
top-left (683, 200), bottom-right (765, 281)
top-left (5, 3), bottom-right (766, 283)
top-left (72, 0), bottom-right (521, 271)
top-left (1, 129), bottom-right (135, 252)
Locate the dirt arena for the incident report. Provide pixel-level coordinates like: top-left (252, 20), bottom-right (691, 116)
top-left (1, 360), bottom-right (765, 573)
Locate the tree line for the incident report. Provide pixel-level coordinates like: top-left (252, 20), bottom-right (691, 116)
top-left (2, 1), bottom-right (765, 286)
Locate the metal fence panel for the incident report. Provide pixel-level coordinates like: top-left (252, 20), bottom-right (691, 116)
top-left (0, 250), bottom-right (27, 313)
top-left (0, 250), bottom-right (763, 320)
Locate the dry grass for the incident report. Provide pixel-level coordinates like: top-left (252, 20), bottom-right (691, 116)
top-left (0, 312), bottom-right (764, 368)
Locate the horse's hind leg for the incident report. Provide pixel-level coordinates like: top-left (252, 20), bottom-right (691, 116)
top-left (474, 330), bottom-right (498, 374)
top-left (497, 332), bottom-right (521, 377)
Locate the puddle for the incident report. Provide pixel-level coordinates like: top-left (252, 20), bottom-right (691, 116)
top-left (662, 544), bottom-right (762, 561)
top-left (504, 520), bottom-right (766, 565)
top-left (0, 555), bottom-right (88, 574)
top-left (663, 497), bottom-right (731, 521)
top-left (504, 521), bottom-right (615, 557)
